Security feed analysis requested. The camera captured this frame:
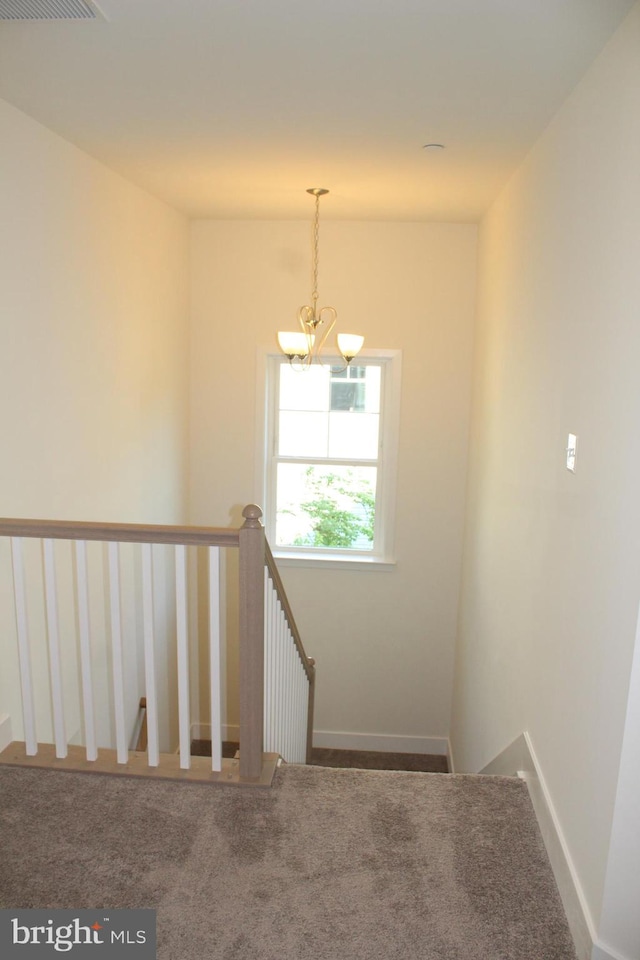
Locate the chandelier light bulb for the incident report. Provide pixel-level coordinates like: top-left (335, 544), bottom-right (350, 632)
top-left (277, 331), bottom-right (314, 359)
top-left (337, 334), bottom-right (365, 363)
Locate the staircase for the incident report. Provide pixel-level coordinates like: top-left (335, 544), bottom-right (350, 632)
top-left (0, 504), bottom-right (313, 788)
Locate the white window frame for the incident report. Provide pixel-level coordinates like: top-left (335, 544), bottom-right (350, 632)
top-left (255, 348), bottom-right (401, 570)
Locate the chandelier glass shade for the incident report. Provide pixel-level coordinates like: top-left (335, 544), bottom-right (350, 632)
top-left (278, 188), bottom-right (364, 368)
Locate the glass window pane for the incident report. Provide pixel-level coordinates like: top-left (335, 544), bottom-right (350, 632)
top-left (328, 412), bottom-right (379, 459)
top-left (363, 366), bottom-right (381, 413)
top-left (280, 364), bottom-right (329, 412)
top-left (276, 463), bottom-right (377, 550)
top-left (330, 381), bottom-right (366, 411)
top-left (279, 411), bottom-right (328, 457)
top-left (331, 365), bottom-right (367, 380)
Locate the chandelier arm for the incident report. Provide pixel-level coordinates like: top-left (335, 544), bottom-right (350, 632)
top-left (314, 307), bottom-right (337, 363)
top-left (298, 306), bottom-right (315, 367)
top-left (298, 305), bottom-right (312, 331)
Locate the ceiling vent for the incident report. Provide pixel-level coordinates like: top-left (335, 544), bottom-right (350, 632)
top-left (0, 0), bottom-right (103, 19)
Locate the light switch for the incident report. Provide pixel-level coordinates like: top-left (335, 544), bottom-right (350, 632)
top-left (566, 434), bottom-right (577, 472)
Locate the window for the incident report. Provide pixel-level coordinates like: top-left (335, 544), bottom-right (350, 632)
top-left (261, 351), bottom-right (401, 566)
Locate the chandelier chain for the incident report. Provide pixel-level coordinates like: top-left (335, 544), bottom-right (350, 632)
top-left (311, 191), bottom-right (320, 311)
top-left (277, 186), bottom-right (363, 368)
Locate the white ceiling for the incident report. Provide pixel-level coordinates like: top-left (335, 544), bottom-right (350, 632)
top-left (0, 0), bottom-right (634, 220)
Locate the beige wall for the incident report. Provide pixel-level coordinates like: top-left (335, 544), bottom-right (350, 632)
top-left (189, 220), bottom-right (477, 743)
top-left (451, 2), bottom-right (640, 945)
top-left (0, 98), bottom-right (190, 747)
top-left (0, 98), bottom-right (190, 524)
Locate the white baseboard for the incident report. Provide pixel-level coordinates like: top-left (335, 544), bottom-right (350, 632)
top-left (446, 739), bottom-right (455, 773)
top-left (0, 714), bottom-right (12, 753)
top-left (479, 733), bottom-right (529, 776)
top-left (591, 943), bottom-right (633, 960)
top-left (312, 730), bottom-right (449, 756)
top-left (480, 733), bottom-right (637, 960)
top-left (517, 732), bottom-right (596, 960)
top-left (191, 723), bottom-right (239, 743)
top-left (190, 723), bottom-right (449, 758)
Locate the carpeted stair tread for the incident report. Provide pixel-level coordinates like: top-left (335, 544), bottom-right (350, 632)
top-left (309, 746), bottom-right (449, 772)
top-left (191, 740), bottom-right (449, 772)
top-left (191, 738), bottom-right (239, 759)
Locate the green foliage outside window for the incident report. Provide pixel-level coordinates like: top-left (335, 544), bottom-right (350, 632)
top-left (292, 469), bottom-right (375, 548)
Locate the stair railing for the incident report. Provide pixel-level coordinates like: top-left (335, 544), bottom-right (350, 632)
top-left (264, 541), bottom-right (316, 764)
top-left (0, 504), bottom-right (312, 785)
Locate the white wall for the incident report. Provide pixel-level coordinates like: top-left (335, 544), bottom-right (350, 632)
top-left (189, 220), bottom-right (477, 745)
top-left (451, 2), bottom-right (640, 951)
top-left (0, 98), bottom-right (190, 749)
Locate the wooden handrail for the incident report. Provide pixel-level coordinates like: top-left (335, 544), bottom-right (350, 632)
top-left (265, 543), bottom-right (316, 682)
top-left (0, 517), bottom-right (240, 548)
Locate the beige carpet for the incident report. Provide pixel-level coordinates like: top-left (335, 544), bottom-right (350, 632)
top-left (191, 740), bottom-right (450, 773)
top-left (308, 747), bottom-right (449, 772)
top-left (0, 763), bottom-right (576, 959)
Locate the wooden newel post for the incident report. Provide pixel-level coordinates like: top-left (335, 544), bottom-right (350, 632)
top-left (306, 658), bottom-right (316, 765)
top-left (238, 504), bottom-right (265, 780)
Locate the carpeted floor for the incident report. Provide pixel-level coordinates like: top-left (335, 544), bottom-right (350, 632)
top-left (0, 764), bottom-right (577, 959)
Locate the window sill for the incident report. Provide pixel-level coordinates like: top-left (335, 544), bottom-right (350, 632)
top-left (271, 551), bottom-right (396, 572)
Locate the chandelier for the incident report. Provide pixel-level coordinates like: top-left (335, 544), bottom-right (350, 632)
top-left (277, 188), bottom-right (364, 368)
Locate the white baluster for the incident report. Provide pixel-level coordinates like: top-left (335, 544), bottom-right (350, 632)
top-left (141, 543), bottom-right (159, 767)
top-left (277, 600), bottom-right (285, 758)
top-left (272, 596), bottom-right (280, 755)
top-left (264, 568), bottom-right (275, 753)
top-left (75, 540), bottom-right (97, 761)
top-left (272, 575), bottom-right (278, 755)
top-left (283, 608), bottom-right (289, 759)
top-left (295, 653), bottom-right (303, 763)
top-left (269, 580), bottom-right (278, 753)
top-left (108, 542), bottom-right (128, 764)
top-left (300, 657), bottom-right (308, 763)
top-left (270, 577), bottom-right (278, 754)
top-left (292, 651), bottom-right (300, 764)
top-left (175, 544), bottom-right (190, 770)
top-left (285, 618), bottom-right (293, 763)
top-left (291, 646), bottom-right (298, 763)
top-left (42, 539), bottom-right (67, 759)
top-left (10, 538), bottom-right (37, 756)
top-left (263, 569), bottom-right (271, 753)
top-left (209, 546), bottom-right (222, 772)
top-left (287, 627), bottom-right (294, 762)
top-left (294, 637), bottom-right (300, 761)
top-left (302, 657), bottom-right (308, 760)
top-left (283, 623), bottom-right (290, 762)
